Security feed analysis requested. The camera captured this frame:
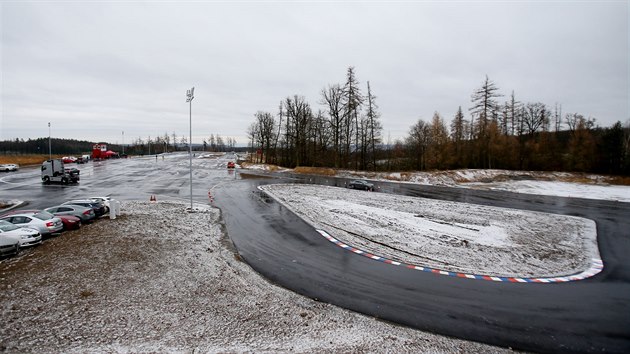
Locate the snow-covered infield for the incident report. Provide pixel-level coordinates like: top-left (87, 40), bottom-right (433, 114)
top-left (259, 184), bottom-right (603, 282)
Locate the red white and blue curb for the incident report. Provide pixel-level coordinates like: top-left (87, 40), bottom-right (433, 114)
top-left (316, 229), bottom-right (604, 283)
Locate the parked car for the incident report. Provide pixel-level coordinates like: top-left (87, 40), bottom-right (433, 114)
top-left (0, 211), bottom-right (63, 237)
top-left (0, 164), bottom-right (19, 172)
top-left (5, 209), bottom-right (82, 230)
top-left (62, 156), bottom-right (77, 163)
top-left (45, 205), bottom-right (95, 223)
top-left (56, 214), bottom-right (82, 230)
top-left (0, 235), bottom-right (20, 258)
top-left (64, 167), bottom-right (80, 175)
top-left (89, 197), bottom-right (112, 213)
top-left (348, 180), bottom-right (375, 191)
top-left (0, 220), bottom-right (42, 248)
top-left (62, 200), bottom-right (107, 217)
top-left (227, 161), bottom-right (235, 169)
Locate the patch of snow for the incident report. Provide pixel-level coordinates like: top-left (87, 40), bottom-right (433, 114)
top-left (329, 169), bottom-right (630, 202)
top-left (261, 184), bottom-right (599, 278)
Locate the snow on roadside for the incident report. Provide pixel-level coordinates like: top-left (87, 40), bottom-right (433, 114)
top-left (333, 169), bottom-right (630, 202)
top-left (0, 200), bottom-right (511, 353)
top-left (260, 184), bottom-right (599, 278)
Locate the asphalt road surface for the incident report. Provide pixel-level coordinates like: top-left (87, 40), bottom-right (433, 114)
top-left (2, 154), bottom-right (628, 353)
top-left (0, 153), bottom-right (238, 209)
top-left (216, 174), bottom-right (630, 354)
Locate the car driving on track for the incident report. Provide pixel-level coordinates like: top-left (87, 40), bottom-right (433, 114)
top-left (347, 180), bottom-right (375, 191)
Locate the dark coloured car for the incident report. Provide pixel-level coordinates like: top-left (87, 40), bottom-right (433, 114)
top-left (348, 180), bottom-right (375, 191)
top-left (0, 235), bottom-right (20, 258)
top-left (62, 200), bottom-right (107, 217)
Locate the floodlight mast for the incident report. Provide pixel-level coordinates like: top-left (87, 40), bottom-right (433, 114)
top-left (186, 87), bottom-right (195, 210)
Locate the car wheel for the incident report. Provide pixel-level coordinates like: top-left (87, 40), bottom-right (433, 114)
top-left (61, 177), bottom-right (68, 184)
top-left (43, 176), bottom-right (50, 183)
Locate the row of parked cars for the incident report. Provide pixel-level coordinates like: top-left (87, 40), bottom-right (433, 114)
top-left (0, 197), bottom-right (112, 259)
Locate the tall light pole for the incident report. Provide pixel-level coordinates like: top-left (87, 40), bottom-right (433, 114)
top-left (186, 87), bottom-right (195, 210)
top-left (122, 131), bottom-right (125, 154)
top-left (48, 122), bottom-right (51, 160)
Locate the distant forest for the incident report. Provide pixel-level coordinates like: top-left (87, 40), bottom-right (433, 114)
top-left (0, 133), bottom-right (242, 157)
top-left (247, 69), bottom-right (630, 176)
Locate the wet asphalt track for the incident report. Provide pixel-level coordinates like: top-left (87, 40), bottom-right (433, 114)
top-left (2, 154), bottom-right (629, 353)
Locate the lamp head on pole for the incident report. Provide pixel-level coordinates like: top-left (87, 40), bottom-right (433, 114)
top-left (186, 87), bottom-right (195, 102)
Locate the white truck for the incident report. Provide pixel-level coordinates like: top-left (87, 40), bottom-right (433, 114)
top-left (41, 159), bottom-right (80, 184)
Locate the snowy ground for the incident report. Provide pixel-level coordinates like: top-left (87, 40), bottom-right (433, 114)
top-left (260, 184), bottom-right (599, 278)
top-left (337, 169), bottom-right (630, 203)
top-left (0, 201), bottom-right (511, 353)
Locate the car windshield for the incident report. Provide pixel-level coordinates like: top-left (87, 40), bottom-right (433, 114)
top-left (33, 211), bottom-right (54, 220)
top-left (0, 222), bottom-right (19, 231)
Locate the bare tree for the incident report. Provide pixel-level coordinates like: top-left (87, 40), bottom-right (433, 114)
top-left (450, 106), bottom-right (468, 167)
top-left (284, 95), bottom-right (312, 167)
top-left (343, 67), bottom-right (363, 170)
top-left (254, 111), bottom-right (276, 164)
top-left (469, 75), bottom-right (502, 139)
top-left (365, 81), bottom-right (382, 170)
top-left (469, 75), bottom-right (502, 167)
top-left (406, 119), bottom-right (431, 170)
top-left (522, 102), bottom-right (549, 136)
top-left (321, 84), bottom-right (345, 168)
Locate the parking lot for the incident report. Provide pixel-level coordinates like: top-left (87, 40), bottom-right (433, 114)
top-left (0, 152), bottom-right (239, 210)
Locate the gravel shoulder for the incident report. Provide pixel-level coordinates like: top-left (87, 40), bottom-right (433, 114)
top-left (0, 200), bottom-right (511, 353)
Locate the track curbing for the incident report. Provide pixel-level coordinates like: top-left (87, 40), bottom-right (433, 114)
top-left (316, 229), bottom-right (604, 283)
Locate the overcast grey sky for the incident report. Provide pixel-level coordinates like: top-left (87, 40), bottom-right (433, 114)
top-left (1, 1), bottom-right (628, 146)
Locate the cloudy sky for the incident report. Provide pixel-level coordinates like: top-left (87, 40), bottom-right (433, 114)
top-left (1, 1), bottom-right (628, 146)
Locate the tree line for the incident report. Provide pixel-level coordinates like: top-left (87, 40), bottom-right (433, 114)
top-left (248, 67), bottom-right (383, 170)
top-left (1, 132), bottom-right (239, 156)
top-left (248, 71), bottom-right (630, 175)
top-left (124, 132), bottom-right (237, 155)
top-left (0, 138), bottom-right (95, 156)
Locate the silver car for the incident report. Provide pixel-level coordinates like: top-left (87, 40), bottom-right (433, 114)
top-left (45, 205), bottom-right (96, 223)
top-left (0, 211), bottom-right (63, 236)
top-left (0, 220), bottom-right (42, 248)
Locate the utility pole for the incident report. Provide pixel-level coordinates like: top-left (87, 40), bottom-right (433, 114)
top-left (186, 87), bottom-right (195, 210)
top-left (48, 122), bottom-right (51, 160)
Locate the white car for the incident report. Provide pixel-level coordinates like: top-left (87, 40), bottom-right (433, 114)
top-left (89, 196), bottom-right (112, 213)
top-left (0, 220), bottom-right (42, 247)
top-left (0, 164), bottom-right (19, 172)
top-left (0, 211), bottom-right (63, 236)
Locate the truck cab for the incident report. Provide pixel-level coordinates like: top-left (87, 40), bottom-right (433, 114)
top-left (41, 159), bottom-right (80, 184)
